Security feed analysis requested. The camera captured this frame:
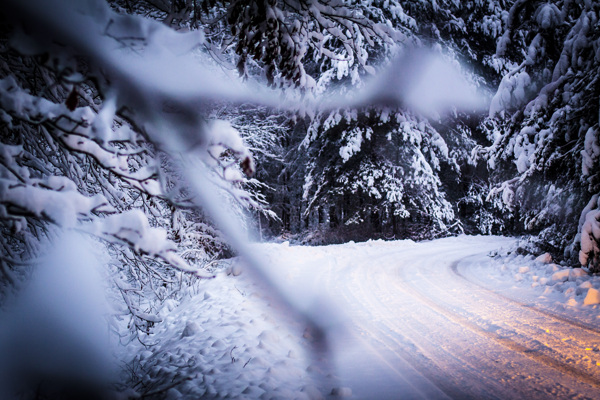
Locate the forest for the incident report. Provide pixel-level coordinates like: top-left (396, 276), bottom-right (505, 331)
top-left (0, 0), bottom-right (599, 398)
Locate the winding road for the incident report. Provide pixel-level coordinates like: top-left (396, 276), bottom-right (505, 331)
top-left (308, 236), bottom-right (600, 399)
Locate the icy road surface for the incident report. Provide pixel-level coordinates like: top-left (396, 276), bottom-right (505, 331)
top-left (258, 235), bottom-right (600, 399)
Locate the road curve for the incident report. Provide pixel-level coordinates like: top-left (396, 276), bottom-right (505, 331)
top-left (317, 236), bottom-right (600, 399)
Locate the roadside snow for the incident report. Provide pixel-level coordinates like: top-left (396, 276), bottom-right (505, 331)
top-left (461, 244), bottom-right (600, 326)
top-left (118, 257), bottom-right (328, 399)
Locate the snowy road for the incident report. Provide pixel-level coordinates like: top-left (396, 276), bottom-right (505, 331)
top-left (127, 236), bottom-right (600, 399)
top-left (267, 236), bottom-right (600, 399)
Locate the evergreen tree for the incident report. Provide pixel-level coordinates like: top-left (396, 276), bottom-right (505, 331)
top-left (481, 0), bottom-right (600, 267)
top-left (300, 107), bottom-right (457, 242)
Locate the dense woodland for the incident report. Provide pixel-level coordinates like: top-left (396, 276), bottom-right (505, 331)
top-left (0, 0), bottom-right (599, 395)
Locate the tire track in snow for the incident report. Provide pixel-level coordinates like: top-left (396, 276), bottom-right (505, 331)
top-left (394, 249), bottom-right (600, 392)
top-left (319, 249), bottom-right (456, 400)
top-left (334, 245), bottom-right (542, 399)
top-left (277, 237), bottom-right (600, 398)
top-left (344, 266), bottom-right (475, 400)
top-left (397, 269), bottom-right (600, 389)
top-left (374, 261), bottom-right (583, 398)
top-left (349, 278), bottom-right (516, 399)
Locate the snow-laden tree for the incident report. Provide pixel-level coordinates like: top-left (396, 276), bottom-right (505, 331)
top-left (300, 107), bottom-right (457, 242)
top-left (0, 20), bottom-right (257, 338)
top-left (113, 0), bottom-right (409, 90)
top-left (106, 0), bottom-right (418, 244)
top-left (480, 0), bottom-right (600, 267)
top-left (259, 0), bottom-right (513, 243)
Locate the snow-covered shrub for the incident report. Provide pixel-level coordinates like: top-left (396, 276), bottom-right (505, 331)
top-left (0, 0), bottom-right (268, 338)
top-left (578, 195), bottom-right (600, 272)
top-left (0, 53), bottom-right (234, 335)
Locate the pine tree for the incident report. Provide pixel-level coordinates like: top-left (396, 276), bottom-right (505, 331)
top-left (482, 0), bottom-right (600, 266)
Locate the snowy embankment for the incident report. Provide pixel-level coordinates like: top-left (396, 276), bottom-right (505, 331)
top-left (121, 235), bottom-right (600, 399)
top-left (118, 261), bottom-right (326, 400)
top-left (463, 244), bottom-right (600, 329)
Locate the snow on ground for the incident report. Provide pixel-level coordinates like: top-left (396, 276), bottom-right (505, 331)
top-left (463, 244), bottom-right (600, 330)
top-left (118, 260), bottom-right (327, 399)
top-left (120, 235), bottom-right (600, 399)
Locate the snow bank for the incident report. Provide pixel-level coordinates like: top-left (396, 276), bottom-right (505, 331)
top-left (118, 257), bottom-right (330, 399)
top-left (579, 196), bottom-right (600, 271)
top-left (466, 245), bottom-right (600, 324)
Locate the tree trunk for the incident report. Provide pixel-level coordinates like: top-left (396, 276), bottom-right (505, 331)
top-left (330, 204), bottom-right (339, 229)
